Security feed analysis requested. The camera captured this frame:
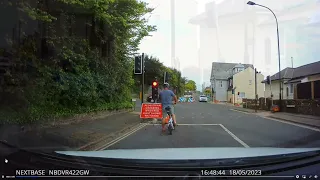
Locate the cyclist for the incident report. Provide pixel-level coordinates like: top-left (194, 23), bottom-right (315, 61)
top-left (159, 82), bottom-right (178, 133)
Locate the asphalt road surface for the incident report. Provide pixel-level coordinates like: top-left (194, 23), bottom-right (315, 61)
top-left (105, 101), bottom-right (320, 150)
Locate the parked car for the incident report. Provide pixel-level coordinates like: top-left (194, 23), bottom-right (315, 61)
top-left (199, 95), bottom-right (208, 102)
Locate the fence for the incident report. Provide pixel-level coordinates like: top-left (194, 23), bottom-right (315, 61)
top-left (242, 98), bottom-right (320, 116)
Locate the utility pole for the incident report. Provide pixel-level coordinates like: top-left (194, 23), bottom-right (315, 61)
top-left (255, 68), bottom-right (258, 112)
top-left (291, 57), bottom-right (293, 68)
top-left (171, 0), bottom-right (176, 68)
top-left (233, 87), bottom-right (236, 106)
top-left (270, 76), bottom-right (273, 107)
top-left (141, 53), bottom-right (145, 104)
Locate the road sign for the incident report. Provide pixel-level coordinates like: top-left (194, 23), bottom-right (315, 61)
top-left (140, 103), bottom-right (163, 119)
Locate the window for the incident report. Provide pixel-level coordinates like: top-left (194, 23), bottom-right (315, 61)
top-left (239, 92), bottom-right (245, 98)
top-left (290, 84), bottom-right (293, 93)
top-left (220, 81), bottom-right (223, 87)
top-left (249, 80), bottom-right (252, 85)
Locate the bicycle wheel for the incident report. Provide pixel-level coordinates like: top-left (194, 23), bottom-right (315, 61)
top-left (168, 123), bottom-right (173, 135)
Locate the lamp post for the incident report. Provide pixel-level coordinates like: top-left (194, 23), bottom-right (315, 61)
top-left (247, 1), bottom-right (282, 111)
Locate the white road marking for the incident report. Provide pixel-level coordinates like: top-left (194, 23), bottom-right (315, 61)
top-left (232, 109), bottom-right (320, 132)
top-left (263, 116), bottom-right (320, 132)
top-left (219, 124), bottom-right (250, 148)
top-left (230, 109), bottom-right (249, 114)
top-left (96, 123), bottom-right (147, 150)
top-left (147, 124), bottom-right (220, 126)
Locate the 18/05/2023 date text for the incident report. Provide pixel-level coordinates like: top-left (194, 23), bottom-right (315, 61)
top-left (201, 170), bottom-right (262, 176)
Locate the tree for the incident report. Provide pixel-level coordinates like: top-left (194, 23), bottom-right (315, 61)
top-left (204, 87), bottom-right (211, 95)
top-left (132, 54), bottom-right (188, 96)
top-left (185, 80), bottom-right (197, 91)
top-left (1, 0), bottom-right (156, 123)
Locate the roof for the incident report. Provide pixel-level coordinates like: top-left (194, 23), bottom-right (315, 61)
top-left (261, 67), bottom-right (295, 83)
top-left (289, 61), bottom-right (320, 81)
top-left (262, 61), bottom-right (320, 83)
top-left (210, 62), bottom-right (254, 80)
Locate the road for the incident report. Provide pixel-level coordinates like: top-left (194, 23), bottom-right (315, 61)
top-left (104, 101), bottom-right (320, 150)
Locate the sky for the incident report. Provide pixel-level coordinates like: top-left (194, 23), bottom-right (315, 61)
top-left (138, 0), bottom-right (217, 69)
top-left (138, 0), bottom-right (218, 89)
top-left (138, 0), bottom-right (320, 90)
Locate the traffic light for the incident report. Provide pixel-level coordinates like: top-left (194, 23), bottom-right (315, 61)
top-left (164, 72), bottom-right (170, 83)
top-left (152, 81), bottom-right (159, 101)
top-left (266, 76), bottom-right (271, 85)
top-left (134, 56), bottom-right (142, 74)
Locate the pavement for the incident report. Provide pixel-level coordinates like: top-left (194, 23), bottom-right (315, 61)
top-left (0, 100), bottom-right (144, 152)
top-left (1, 100), bottom-right (320, 152)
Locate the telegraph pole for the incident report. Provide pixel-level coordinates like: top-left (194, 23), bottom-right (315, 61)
top-left (141, 53), bottom-right (145, 104)
top-left (255, 68), bottom-right (257, 112)
top-left (171, 0), bottom-right (176, 68)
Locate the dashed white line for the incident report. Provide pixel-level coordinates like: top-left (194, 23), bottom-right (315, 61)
top-left (219, 124), bottom-right (250, 148)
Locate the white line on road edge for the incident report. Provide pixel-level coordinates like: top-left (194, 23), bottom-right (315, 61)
top-left (219, 124), bottom-right (250, 148)
top-left (263, 117), bottom-right (320, 132)
top-left (230, 109), bottom-right (249, 114)
top-left (231, 109), bottom-right (320, 132)
top-left (96, 123), bottom-right (147, 150)
top-left (146, 124), bottom-right (221, 126)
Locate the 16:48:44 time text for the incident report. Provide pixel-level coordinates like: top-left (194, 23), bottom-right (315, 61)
top-left (200, 170), bottom-right (226, 176)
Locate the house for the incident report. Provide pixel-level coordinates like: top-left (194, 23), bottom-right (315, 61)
top-left (210, 62), bottom-right (264, 102)
top-left (262, 61), bottom-right (320, 100)
top-left (229, 66), bottom-right (265, 104)
top-left (262, 67), bottom-right (295, 100)
top-left (287, 61), bottom-right (320, 100)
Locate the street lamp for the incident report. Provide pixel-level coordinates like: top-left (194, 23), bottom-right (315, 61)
top-left (247, 1), bottom-right (282, 111)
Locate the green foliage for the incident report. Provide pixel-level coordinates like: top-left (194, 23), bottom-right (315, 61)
top-left (185, 80), bottom-right (197, 91)
top-left (0, 0), bottom-right (154, 124)
top-left (204, 88), bottom-right (211, 95)
top-left (132, 54), bottom-right (191, 97)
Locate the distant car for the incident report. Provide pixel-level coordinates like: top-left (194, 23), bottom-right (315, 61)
top-left (199, 95), bottom-right (208, 102)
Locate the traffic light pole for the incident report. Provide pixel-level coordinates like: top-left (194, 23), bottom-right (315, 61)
top-left (141, 53), bottom-right (145, 104)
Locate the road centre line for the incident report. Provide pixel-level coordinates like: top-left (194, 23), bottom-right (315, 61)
top-left (96, 123), bottom-right (147, 150)
top-left (219, 124), bottom-right (250, 148)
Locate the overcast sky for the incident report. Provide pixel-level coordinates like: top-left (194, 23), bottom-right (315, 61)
top-left (138, 0), bottom-right (220, 69)
top-left (138, 0), bottom-right (320, 89)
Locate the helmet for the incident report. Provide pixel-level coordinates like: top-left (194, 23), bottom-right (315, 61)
top-left (164, 82), bottom-right (170, 88)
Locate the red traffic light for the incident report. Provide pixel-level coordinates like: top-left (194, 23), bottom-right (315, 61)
top-left (152, 81), bottom-right (158, 87)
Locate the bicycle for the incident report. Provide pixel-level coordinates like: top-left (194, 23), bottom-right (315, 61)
top-left (164, 106), bottom-right (175, 135)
